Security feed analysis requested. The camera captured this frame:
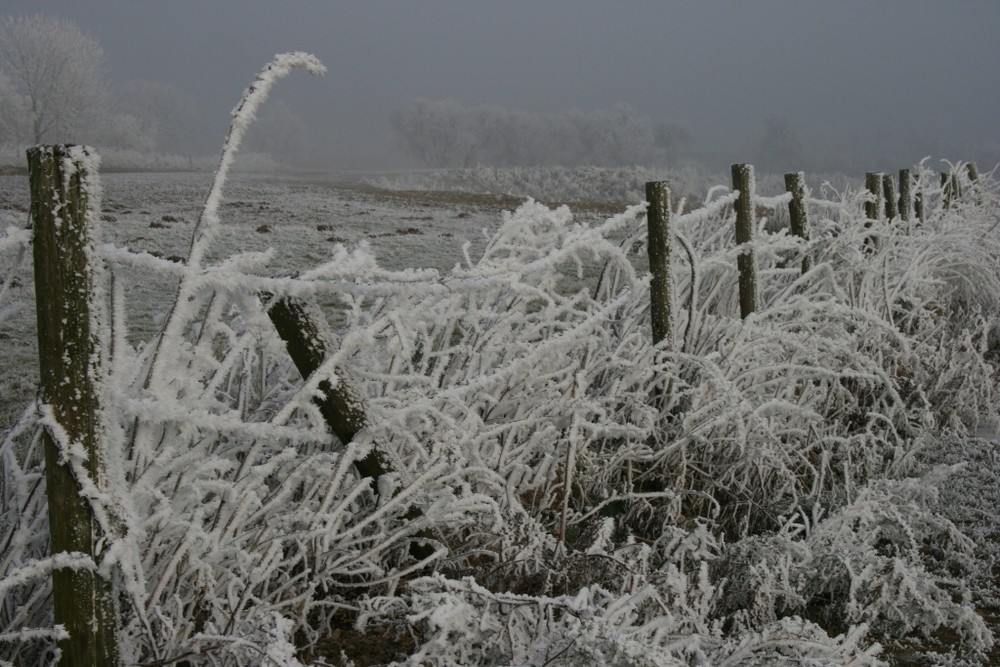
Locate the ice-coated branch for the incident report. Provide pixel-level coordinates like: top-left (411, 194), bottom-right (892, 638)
top-left (144, 52), bottom-right (325, 391)
top-left (188, 52), bottom-right (326, 271)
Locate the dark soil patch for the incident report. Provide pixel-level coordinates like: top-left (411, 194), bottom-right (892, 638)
top-left (302, 621), bottom-right (415, 666)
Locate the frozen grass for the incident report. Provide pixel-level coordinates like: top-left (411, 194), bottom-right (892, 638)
top-left (1, 56), bottom-right (999, 665)
top-left (365, 163), bottom-right (858, 207)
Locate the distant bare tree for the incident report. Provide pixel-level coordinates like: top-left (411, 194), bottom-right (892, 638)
top-left (0, 70), bottom-right (27, 144)
top-left (115, 79), bottom-right (202, 157)
top-left (392, 98), bottom-right (479, 167)
top-left (0, 14), bottom-right (106, 144)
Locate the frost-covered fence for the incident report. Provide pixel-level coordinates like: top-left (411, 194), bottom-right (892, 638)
top-left (731, 163), bottom-right (758, 318)
top-left (5, 49), bottom-right (1000, 664)
top-left (899, 168), bottom-right (912, 221)
top-left (266, 295), bottom-right (387, 480)
top-left (26, 145), bottom-right (119, 666)
top-left (644, 181), bottom-right (674, 350)
top-left (882, 173), bottom-right (897, 219)
top-left (784, 171), bottom-right (811, 273)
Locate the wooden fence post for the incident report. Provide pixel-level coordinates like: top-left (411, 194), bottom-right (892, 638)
top-left (966, 162), bottom-right (981, 204)
top-left (266, 296), bottom-right (388, 480)
top-left (784, 172), bottom-right (811, 273)
top-left (941, 171), bottom-right (954, 209)
top-left (864, 171), bottom-right (883, 251)
top-left (898, 169), bottom-right (911, 221)
top-left (27, 145), bottom-right (119, 666)
top-left (966, 161), bottom-right (980, 184)
top-left (882, 173), bottom-right (897, 219)
top-left (732, 164), bottom-right (758, 318)
top-left (645, 181), bottom-right (674, 349)
top-left (266, 295), bottom-right (436, 559)
top-left (864, 172), bottom-right (883, 220)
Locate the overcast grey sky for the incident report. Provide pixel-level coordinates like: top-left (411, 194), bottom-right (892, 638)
top-left (5, 0), bottom-right (1000, 171)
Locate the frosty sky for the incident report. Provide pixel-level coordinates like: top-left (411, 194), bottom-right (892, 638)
top-left (7, 0), bottom-right (1000, 172)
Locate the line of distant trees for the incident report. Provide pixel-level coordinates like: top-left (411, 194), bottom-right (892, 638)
top-left (0, 14), bottom-right (307, 165)
top-left (4, 14), bottom-right (988, 174)
top-left (391, 97), bottom-right (693, 168)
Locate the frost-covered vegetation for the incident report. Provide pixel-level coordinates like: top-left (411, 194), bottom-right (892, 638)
top-left (366, 163), bottom-right (855, 209)
top-left (2, 55), bottom-right (1000, 666)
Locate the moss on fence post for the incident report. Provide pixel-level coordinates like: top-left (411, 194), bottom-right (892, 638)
top-left (784, 172), bottom-right (811, 274)
top-left (732, 164), bottom-right (758, 318)
top-left (645, 181), bottom-right (674, 351)
top-left (266, 295), bottom-right (438, 559)
top-left (27, 145), bottom-right (120, 666)
top-left (266, 296), bottom-right (388, 480)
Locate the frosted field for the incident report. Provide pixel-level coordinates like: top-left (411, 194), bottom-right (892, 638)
top-left (0, 171), bottom-right (615, 431)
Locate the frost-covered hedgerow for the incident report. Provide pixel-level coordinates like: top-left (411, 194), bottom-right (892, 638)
top-left (1, 54), bottom-right (999, 666)
top-left (364, 163), bottom-right (855, 207)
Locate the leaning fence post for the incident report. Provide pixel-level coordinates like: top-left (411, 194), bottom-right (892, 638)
top-left (27, 145), bottom-right (120, 666)
top-left (645, 181), bottom-right (674, 350)
top-left (898, 169), bottom-right (912, 221)
top-left (265, 295), bottom-right (436, 559)
top-left (784, 172), bottom-right (811, 274)
top-left (732, 163), bottom-right (758, 318)
top-left (266, 296), bottom-right (388, 480)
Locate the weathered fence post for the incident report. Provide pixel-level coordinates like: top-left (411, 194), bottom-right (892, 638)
top-left (941, 171), bottom-right (956, 209)
top-left (864, 172), bottom-right (883, 221)
top-left (645, 181), bottom-right (674, 350)
top-left (966, 161), bottom-right (980, 184)
top-left (266, 295), bottom-right (436, 559)
top-left (915, 190), bottom-right (925, 222)
top-left (966, 162), bottom-right (981, 204)
top-left (882, 173), bottom-right (897, 219)
top-left (784, 172), bottom-right (811, 273)
top-left (898, 169), bottom-right (912, 221)
top-left (732, 164), bottom-right (758, 319)
top-left (266, 296), bottom-right (388, 479)
top-left (864, 171), bottom-right (883, 251)
top-left (27, 145), bottom-right (119, 666)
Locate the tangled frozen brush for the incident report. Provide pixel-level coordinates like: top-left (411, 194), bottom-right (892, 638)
top-left (1, 52), bottom-right (999, 666)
